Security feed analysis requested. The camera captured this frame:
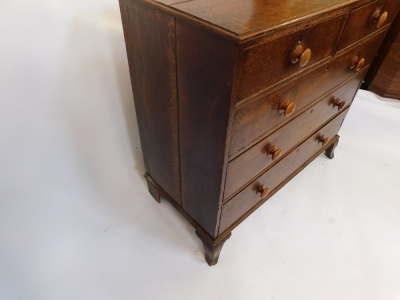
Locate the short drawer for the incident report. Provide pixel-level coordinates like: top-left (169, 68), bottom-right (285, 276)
top-left (224, 73), bottom-right (363, 201)
top-left (229, 29), bottom-right (387, 157)
top-left (338, 0), bottom-right (400, 51)
top-left (237, 14), bottom-right (347, 102)
top-left (219, 109), bottom-right (349, 234)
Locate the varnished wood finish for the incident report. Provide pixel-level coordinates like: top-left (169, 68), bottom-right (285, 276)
top-left (230, 30), bottom-right (386, 157)
top-left (337, 0), bottom-right (400, 51)
top-left (219, 109), bottom-right (349, 234)
top-left (177, 20), bottom-right (238, 238)
top-left (120, 0), bottom-right (391, 265)
top-left (142, 0), bottom-right (379, 43)
top-left (120, 0), bottom-right (181, 203)
top-left (169, 0), bottom-right (350, 37)
top-left (224, 72), bottom-right (364, 201)
top-left (238, 14), bottom-right (347, 101)
top-left (366, 9), bottom-right (400, 99)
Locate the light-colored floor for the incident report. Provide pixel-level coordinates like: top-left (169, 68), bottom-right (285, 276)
top-left (1, 1), bottom-right (400, 299)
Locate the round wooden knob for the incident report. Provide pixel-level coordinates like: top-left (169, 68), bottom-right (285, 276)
top-left (279, 99), bottom-right (296, 117)
top-left (356, 58), bottom-right (365, 71)
top-left (257, 185), bottom-right (270, 199)
top-left (318, 135), bottom-right (329, 146)
top-left (377, 11), bottom-right (388, 28)
top-left (291, 44), bottom-right (312, 67)
top-left (266, 145), bottom-right (282, 160)
top-left (350, 55), bottom-right (359, 69)
top-left (332, 98), bottom-right (346, 110)
top-left (350, 56), bottom-right (365, 71)
top-left (371, 9), bottom-right (388, 28)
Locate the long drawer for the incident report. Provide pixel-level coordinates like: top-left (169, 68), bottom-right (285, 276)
top-left (229, 29), bottom-right (387, 157)
top-left (237, 14), bottom-right (347, 102)
top-left (224, 72), bottom-right (364, 201)
top-left (338, 0), bottom-right (400, 51)
top-left (219, 108), bottom-right (349, 234)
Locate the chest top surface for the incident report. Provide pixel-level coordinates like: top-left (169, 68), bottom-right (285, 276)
top-left (151, 0), bottom-right (356, 36)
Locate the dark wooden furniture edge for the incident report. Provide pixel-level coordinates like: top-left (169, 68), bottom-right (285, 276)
top-left (139, 0), bottom-right (374, 44)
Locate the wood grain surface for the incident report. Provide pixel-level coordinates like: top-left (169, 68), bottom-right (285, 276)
top-left (230, 30), bottom-right (386, 158)
top-left (219, 109), bottom-right (349, 234)
top-left (237, 14), bottom-right (347, 101)
top-left (224, 71), bottom-right (365, 201)
top-left (120, 0), bottom-right (181, 203)
top-left (171, 0), bottom-right (348, 35)
top-left (177, 20), bottom-right (238, 238)
top-left (338, 0), bottom-right (400, 51)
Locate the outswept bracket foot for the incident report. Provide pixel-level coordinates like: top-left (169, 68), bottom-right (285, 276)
top-left (325, 138), bottom-right (339, 159)
top-left (146, 178), bottom-right (161, 203)
top-left (196, 231), bottom-right (231, 266)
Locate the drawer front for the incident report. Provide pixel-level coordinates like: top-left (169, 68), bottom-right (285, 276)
top-left (237, 14), bottom-right (347, 102)
top-left (224, 72), bottom-right (364, 201)
top-left (338, 0), bottom-right (400, 51)
top-left (219, 109), bottom-right (349, 234)
top-left (229, 30), bottom-right (387, 157)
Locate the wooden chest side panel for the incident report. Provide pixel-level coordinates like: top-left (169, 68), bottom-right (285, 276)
top-left (121, 0), bottom-right (181, 203)
top-left (176, 20), bottom-right (237, 238)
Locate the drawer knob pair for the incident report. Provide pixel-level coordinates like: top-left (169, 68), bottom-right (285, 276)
top-left (266, 145), bottom-right (282, 160)
top-left (291, 44), bottom-right (312, 67)
top-left (279, 99), bottom-right (296, 117)
top-left (256, 185), bottom-right (270, 199)
top-left (371, 9), bottom-right (388, 29)
top-left (318, 135), bottom-right (330, 146)
top-left (332, 98), bottom-right (346, 110)
top-left (350, 55), bottom-right (365, 71)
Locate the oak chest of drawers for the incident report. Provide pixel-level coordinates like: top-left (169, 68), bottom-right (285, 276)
top-left (119, 0), bottom-right (400, 265)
